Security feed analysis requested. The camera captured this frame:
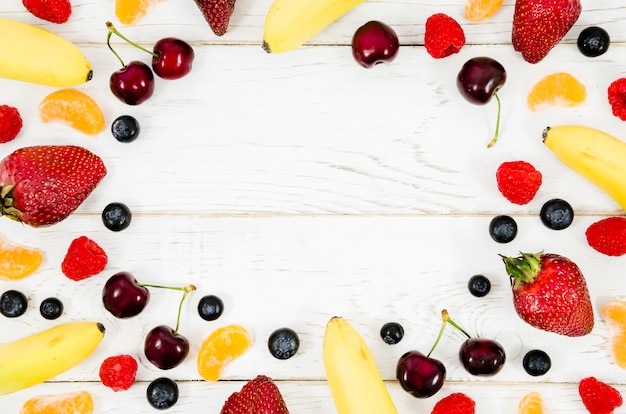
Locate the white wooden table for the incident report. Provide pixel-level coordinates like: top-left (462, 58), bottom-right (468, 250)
top-left (1, 0), bottom-right (626, 412)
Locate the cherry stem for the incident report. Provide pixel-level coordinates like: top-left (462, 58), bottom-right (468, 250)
top-left (426, 309), bottom-right (471, 357)
top-left (443, 309), bottom-right (471, 339)
top-left (106, 21), bottom-right (158, 61)
top-left (138, 283), bottom-right (196, 333)
top-left (487, 92), bottom-right (502, 148)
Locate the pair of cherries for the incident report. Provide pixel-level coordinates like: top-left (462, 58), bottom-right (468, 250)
top-left (106, 22), bottom-right (195, 105)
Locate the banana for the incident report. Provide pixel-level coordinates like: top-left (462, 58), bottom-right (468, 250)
top-left (323, 316), bottom-right (398, 414)
top-left (262, 0), bottom-right (366, 53)
top-left (543, 125), bottom-right (626, 211)
top-left (0, 321), bottom-right (105, 395)
top-left (0, 17), bottom-right (92, 87)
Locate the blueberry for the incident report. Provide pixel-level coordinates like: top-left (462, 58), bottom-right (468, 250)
top-left (268, 327), bottom-right (300, 359)
top-left (540, 198), bottom-right (574, 230)
top-left (39, 297), bottom-right (63, 320)
top-left (522, 349), bottom-right (551, 376)
top-left (577, 26), bottom-right (610, 57)
top-left (489, 215), bottom-right (517, 243)
top-left (146, 377), bottom-right (179, 410)
top-left (468, 274), bottom-right (491, 297)
top-left (197, 295), bottom-right (224, 321)
top-left (102, 202), bottom-right (132, 232)
top-left (380, 322), bottom-right (404, 345)
top-left (111, 115), bottom-right (140, 143)
top-left (0, 290), bottom-right (27, 318)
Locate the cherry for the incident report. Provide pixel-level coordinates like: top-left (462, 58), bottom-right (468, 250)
top-left (456, 57), bottom-right (506, 147)
top-left (351, 21), bottom-right (399, 68)
top-left (102, 272), bottom-right (150, 318)
top-left (107, 54), bottom-right (154, 106)
top-left (396, 350), bottom-right (446, 398)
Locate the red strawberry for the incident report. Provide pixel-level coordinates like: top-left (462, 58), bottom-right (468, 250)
top-left (607, 78), bottom-right (626, 121)
top-left (99, 354), bottom-right (138, 392)
top-left (220, 375), bottom-right (289, 414)
top-left (579, 377), bottom-right (623, 414)
top-left (0, 105), bottom-right (23, 144)
top-left (0, 145), bottom-right (106, 227)
top-left (424, 13), bottom-right (466, 59)
top-left (496, 160), bottom-right (542, 205)
top-left (431, 393), bottom-right (475, 414)
top-left (501, 252), bottom-right (594, 337)
top-left (61, 236), bottom-right (108, 281)
top-left (193, 0), bottom-right (236, 36)
top-left (512, 0), bottom-right (581, 64)
top-left (586, 217), bottom-right (626, 257)
top-left (22, 0), bottom-right (72, 24)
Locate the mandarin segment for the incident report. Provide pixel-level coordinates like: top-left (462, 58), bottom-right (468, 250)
top-left (116, 0), bottom-right (163, 25)
top-left (601, 300), bottom-right (626, 368)
top-left (20, 390), bottom-right (94, 414)
top-left (527, 72), bottom-right (587, 111)
top-left (197, 324), bottom-right (252, 381)
top-left (38, 89), bottom-right (105, 136)
top-left (0, 235), bottom-right (43, 280)
top-left (464, 0), bottom-right (503, 22)
top-left (518, 391), bottom-right (545, 414)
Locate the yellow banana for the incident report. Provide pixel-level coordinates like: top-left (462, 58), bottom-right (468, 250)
top-left (263, 0), bottom-right (366, 53)
top-left (323, 316), bottom-right (398, 414)
top-left (0, 17), bottom-right (92, 87)
top-left (0, 321), bottom-right (105, 395)
top-left (543, 125), bottom-right (626, 211)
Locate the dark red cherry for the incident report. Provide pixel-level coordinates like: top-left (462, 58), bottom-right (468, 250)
top-left (351, 21), bottom-right (399, 68)
top-left (459, 337), bottom-right (506, 376)
top-left (396, 350), bottom-right (446, 398)
top-left (152, 38), bottom-right (194, 80)
top-left (144, 325), bottom-right (190, 370)
top-left (110, 61), bottom-right (155, 106)
top-left (457, 57), bottom-right (506, 104)
top-left (102, 272), bottom-right (150, 318)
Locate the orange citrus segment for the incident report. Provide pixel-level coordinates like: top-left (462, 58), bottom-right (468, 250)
top-left (0, 235), bottom-right (43, 280)
top-left (601, 300), bottom-right (626, 368)
top-left (464, 0), bottom-right (503, 22)
top-left (197, 324), bottom-right (252, 381)
top-left (39, 89), bottom-right (105, 136)
top-left (527, 72), bottom-right (587, 112)
top-left (116, 0), bottom-right (163, 25)
top-left (20, 391), bottom-right (94, 414)
top-left (518, 391), bottom-right (545, 414)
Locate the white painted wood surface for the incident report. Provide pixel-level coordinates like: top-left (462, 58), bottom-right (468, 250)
top-left (1, 0), bottom-right (626, 412)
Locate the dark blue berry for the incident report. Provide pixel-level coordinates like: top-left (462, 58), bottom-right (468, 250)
top-left (380, 322), bottom-right (404, 345)
top-left (111, 115), bottom-right (140, 143)
top-left (102, 202), bottom-right (132, 232)
top-left (197, 295), bottom-right (224, 321)
top-left (489, 215), bottom-right (517, 243)
top-left (268, 327), bottom-right (300, 359)
top-left (468, 274), bottom-right (491, 297)
top-left (147, 377), bottom-right (178, 409)
top-left (522, 349), bottom-right (551, 376)
top-left (40, 297), bottom-right (63, 320)
top-left (0, 290), bottom-right (27, 318)
top-left (577, 26), bottom-right (610, 57)
top-left (540, 198), bottom-right (574, 230)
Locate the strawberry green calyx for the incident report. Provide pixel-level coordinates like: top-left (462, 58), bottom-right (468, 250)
top-left (0, 185), bottom-right (21, 222)
top-left (500, 252), bottom-right (542, 289)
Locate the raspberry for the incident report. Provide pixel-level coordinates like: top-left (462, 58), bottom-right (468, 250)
top-left (579, 377), bottom-right (623, 414)
top-left (608, 78), bottom-right (626, 121)
top-left (22, 0), bottom-right (72, 24)
top-left (431, 393), bottom-right (475, 414)
top-left (0, 105), bottom-right (23, 144)
top-left (61, 236), bottom-right (108, 281)
top-left (424, 13), bottom-right (466, 59)
top-left (99, 354), bottom-right (138, 392)
top-left (495, 160), bottom-right (542, 205)
top-left (586, 217), bottom-right (626, 256)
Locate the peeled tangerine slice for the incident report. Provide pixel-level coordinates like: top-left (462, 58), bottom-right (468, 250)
top-left (601, 300), bottom-right (626, 369)
top-left (116, 0), bottom-right (164, 25)
top-left (526, 72), bottom-right (587, 112)
top-left (39, 89), bottom-right (105, 136)
top-left (197, 324), bottom-right (252, 381)
top-left (20, 390), bottom-right (93, 414)
top-left (518, 391), bottom-right (545, 414)
top-left (0, 235), bottom-right (43, 281)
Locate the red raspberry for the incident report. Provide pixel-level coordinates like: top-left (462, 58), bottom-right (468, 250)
top-left (424, 13), bottom-right (465, 59)
top-left (61, 236), bottom-right (108, 281)
top-left (495, 160), bottom-right (542, 205)
top-left (0, 105), bottom-right (23, 144)
top-left (579, 377), bottom-right (623, 414)
top-left (431, 393), bottom-right (475, 414)
top-left (22, 0), bottom-right (71, 24)
top-left (99, 355), bottom-right (138, 392)
top-left (585, 217), bottom-right (626, 257)
top-left (608, 78), bottom-right (626, 121)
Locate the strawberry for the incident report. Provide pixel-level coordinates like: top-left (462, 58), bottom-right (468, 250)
top-left (61, 236), bottom-right (108, 281)
top-left (607, 78), bottom-right (626, 121)
top-left (0, 145), bottom-right (106, 227)
top-left (23, 0), bottom-right (72, 24)
top-left (0, 105), bottom-right (23, 144)
top-left (586, 217), bottom-right (626, 257)
top-left (220, 375), bottom-right (289, 414)
top-left (496, 160), bottom-right (542, 205)
top-left (431, 393), bottom-right (475, 414)
top-left (512, 0), bottom-right (581, 64)
top-left (99, 354), bottom-right (138, 392)
top-left (192, 0), bottom-right (236, 37)
top-left (579, 377), bottom-right (623, 414)
top-left (424, 13), bottom-right (466, 59)
top-left (500, 252), bottom-right (594, 337)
